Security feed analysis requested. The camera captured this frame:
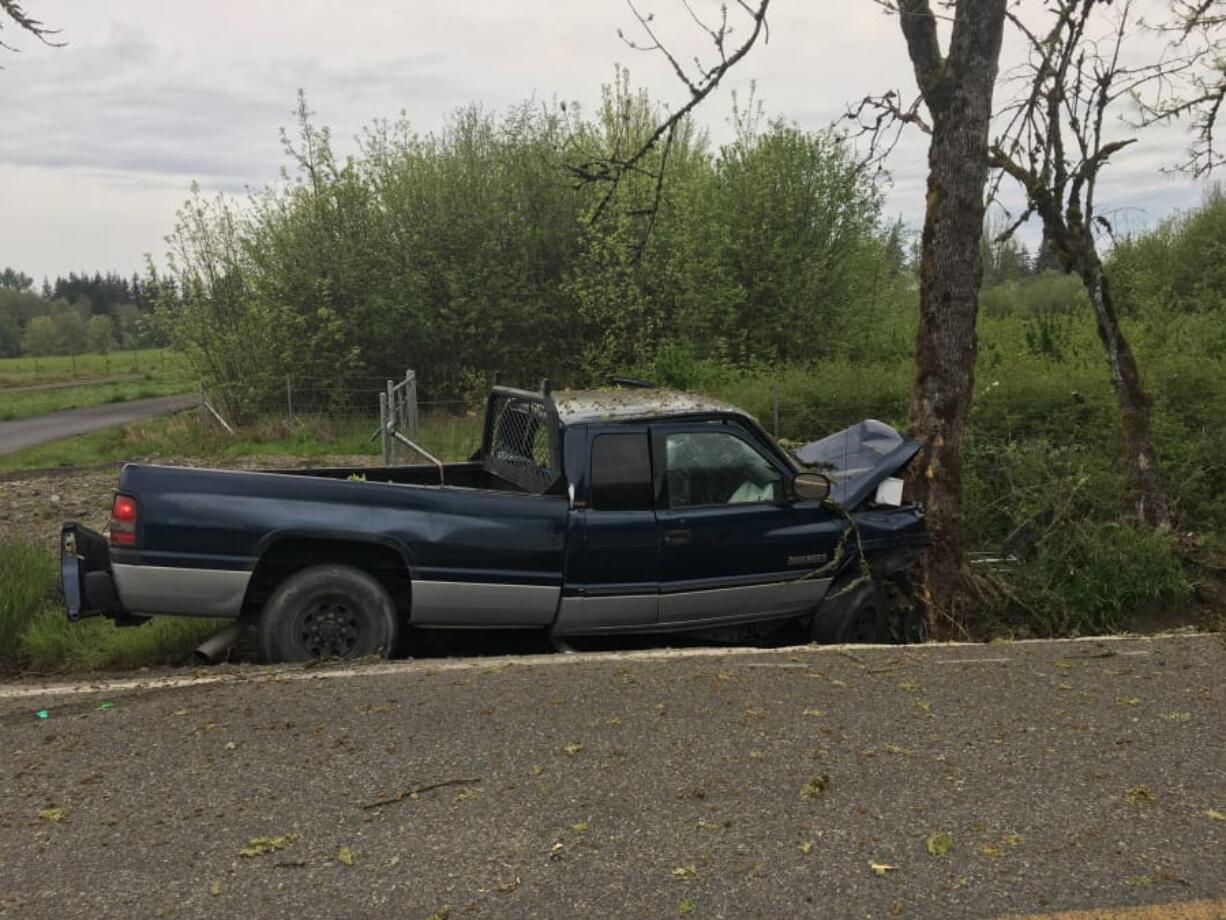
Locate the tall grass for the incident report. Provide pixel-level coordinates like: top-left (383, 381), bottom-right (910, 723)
top-left (0, 538), bottom-right (57, 670)
top-left (0, 536), bottom-right (218, 673)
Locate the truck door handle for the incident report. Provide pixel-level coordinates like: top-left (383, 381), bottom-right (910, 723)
top-left (663, 529), bottom-right (692, 546)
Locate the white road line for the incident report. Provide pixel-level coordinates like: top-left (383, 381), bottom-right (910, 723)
top-left (0, 631), bottom-right (1213, 703)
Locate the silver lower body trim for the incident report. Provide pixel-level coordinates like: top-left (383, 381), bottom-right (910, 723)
top-left (659, 576), bottom-right (831, 623)
top-left (411, 580), bottom-right (560, 626)
top-left (554, 593), bottom-right (657, 634)
top-left (112, 563), bottom-right (251, 619)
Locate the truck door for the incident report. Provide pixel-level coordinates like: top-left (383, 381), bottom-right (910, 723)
top-left (554, 427), bottom-right (659, 633)
top-left (652, 423), bottom-right (841, 625)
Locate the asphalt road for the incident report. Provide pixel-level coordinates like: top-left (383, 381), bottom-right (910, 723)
top-left (1, 634), bottom-right (1224, 919)
top-left (0, 395), bottom-right (197, 456)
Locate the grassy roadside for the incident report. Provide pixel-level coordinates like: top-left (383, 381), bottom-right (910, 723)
top-left (0, 349), bottom-right (186, 387)
top-left (0, 377), bottom-right (194, 422)
top-left (0, 536), bottom-right (218, 674)
top-left (0, 349), bottom-right (194, 422)
top-left (0, 410), bottom-right (484, 474)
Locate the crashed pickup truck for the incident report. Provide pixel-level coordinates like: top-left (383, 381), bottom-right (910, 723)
top-left (60, 383), bottom-right (927, 663)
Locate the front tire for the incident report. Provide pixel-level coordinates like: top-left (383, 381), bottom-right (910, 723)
top-left (258, 564), bottom-right (399, 664)
top-left (811, 579), bottom-right (888, 645)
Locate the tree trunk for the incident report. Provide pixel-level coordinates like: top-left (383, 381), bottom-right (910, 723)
top-left (1079, 258), bottom-right (1172, 528)
top-left (900, 0), bottom-right (1007, 637)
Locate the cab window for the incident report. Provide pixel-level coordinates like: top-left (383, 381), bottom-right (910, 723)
top-left (664, 431), bottom-right (783, 508)
top-left (590, 433), bottom-right (653, 511)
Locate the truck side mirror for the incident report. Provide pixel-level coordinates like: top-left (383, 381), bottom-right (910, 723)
top-left (792, 472), bottom-right (832, 502)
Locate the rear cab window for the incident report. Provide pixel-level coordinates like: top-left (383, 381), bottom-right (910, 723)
top-left (590, 432), bottom-right (653, 511)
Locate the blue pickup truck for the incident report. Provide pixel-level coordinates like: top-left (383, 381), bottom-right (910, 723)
top-left (60, 383), bottom-right (927, 662)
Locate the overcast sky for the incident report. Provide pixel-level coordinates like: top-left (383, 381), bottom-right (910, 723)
top-left (0, 0), bottom-right (1212, 283)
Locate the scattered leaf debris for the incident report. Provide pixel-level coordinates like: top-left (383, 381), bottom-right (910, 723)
top-left (37, 807), bottom-right (68, 823)
top-left (336, 847), bottom-right (356, 867)
top-left (239, 834), bottom-right (298, 857)
top-left (926, 832), bottom-right (953, 857)
top-left (800, 774), bottom-right (829, 800)
top-left (870, 863), bottom-right (897, 876)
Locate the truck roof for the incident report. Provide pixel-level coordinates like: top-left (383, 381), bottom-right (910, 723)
top-left (551, 387), bottom-right (754, 426)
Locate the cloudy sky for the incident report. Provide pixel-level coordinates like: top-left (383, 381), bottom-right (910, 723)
top-left (0, 0), bottom-right (1211, 283)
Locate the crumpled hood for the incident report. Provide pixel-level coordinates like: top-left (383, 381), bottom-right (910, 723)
top-left (793, 419), bottom-right (920, 510)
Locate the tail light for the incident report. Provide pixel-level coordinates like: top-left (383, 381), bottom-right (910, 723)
top-left (110, 494), bottom-right (138, 546)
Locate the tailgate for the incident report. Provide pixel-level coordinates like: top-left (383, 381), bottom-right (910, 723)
top-left (60, 523), bottom-right (123, 621)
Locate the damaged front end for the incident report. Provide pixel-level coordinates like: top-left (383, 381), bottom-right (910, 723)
top-left (795, 420), bottom-right (929, 644)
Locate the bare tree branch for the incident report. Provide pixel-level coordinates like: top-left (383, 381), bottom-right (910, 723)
top-left (1135, 0), bottom-right (1226, 175)
top-left (0, 0), bottom-right (64, 55)
top-left (566, 0), bottom-right (771, 231)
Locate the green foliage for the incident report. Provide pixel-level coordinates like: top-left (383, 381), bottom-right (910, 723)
top-left (0, 535), bottom-right (221, 673)
top-left (0, 271), bottom-right (158, 359)
top-left (20, 315), bottom-right (56, 356)
top-left (1109, 185), bottom-right (1226, 317)
top-left (0, 537), bottom-right (57, 669)
top-left (153, 78), bottom-right (905, 418)
top-left (0, 347), bottom-right (185, 386)
top-left (87, 314), bottom-right (114, 354)
top-left (20, 612), bottom-right (220, 673)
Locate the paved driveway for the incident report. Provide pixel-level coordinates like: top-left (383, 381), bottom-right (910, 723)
top-left (0, 395), bottom-right (196, 456)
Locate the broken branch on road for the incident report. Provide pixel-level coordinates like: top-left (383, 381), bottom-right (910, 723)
top-left (360, 777), bottom-right (482, 811)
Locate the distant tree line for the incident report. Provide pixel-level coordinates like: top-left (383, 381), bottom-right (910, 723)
top-left (0, 269), bottom-right (163, 358)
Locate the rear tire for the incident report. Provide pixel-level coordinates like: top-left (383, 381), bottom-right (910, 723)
top-left (258, 564), bottom-right (398, 664)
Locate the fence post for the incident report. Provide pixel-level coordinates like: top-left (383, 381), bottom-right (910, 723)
top-left (285, 374), bottom-right (294, 424)
top-left (772, 383), bottom-right (780, 438)
top-left (379, 391), bottom-right (389, 466)
top-left (405, 369), bottom-right (419, 439)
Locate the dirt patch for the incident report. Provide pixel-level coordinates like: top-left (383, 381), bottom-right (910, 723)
top-left (0, 454), bottom-right (382, 555)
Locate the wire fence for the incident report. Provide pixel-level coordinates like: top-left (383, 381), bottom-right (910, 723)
top-left (189, 372), bottom-right (1159, 466)
top-left (197, 374), bottom-right (483, 462)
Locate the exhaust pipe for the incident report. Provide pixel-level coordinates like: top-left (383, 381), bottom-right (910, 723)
top-left (193, 620), bottom-right (248, 665)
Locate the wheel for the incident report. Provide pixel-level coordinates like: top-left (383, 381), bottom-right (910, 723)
top-left (257, 564), bottom-right (399, 663)
top-left (811, 580), bottom-right (888, 645)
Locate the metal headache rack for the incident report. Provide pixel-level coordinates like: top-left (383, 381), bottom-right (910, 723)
top-left (480, 378), bottom-right (562, 494)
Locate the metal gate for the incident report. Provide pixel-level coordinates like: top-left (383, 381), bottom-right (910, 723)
top-left (377, 370), bottom-right (422, 466)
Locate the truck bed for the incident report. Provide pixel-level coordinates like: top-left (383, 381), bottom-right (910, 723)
top-left (107, 461), bottom-right (571, 626)
top-left (273, 460), bottom-right (529, 492)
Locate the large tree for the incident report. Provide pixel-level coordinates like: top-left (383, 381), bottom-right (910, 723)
top-left (590, 0), bottom-right (1009, 635)
top-left (889, 0), bottom-right (1008, 634)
